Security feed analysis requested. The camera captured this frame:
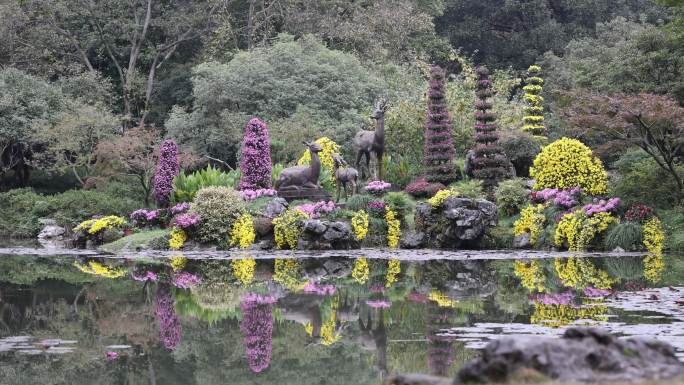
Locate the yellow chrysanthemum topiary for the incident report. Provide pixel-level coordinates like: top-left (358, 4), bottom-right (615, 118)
top-left (230, 212), bottom-right (256, 249)
top-left (385, 206), bottom-right (401, 248)
top-left (513, 260), bottom-right (545, 292)
top-left (522, 64), bottom-right (546, 136)
top-left (554, 210), bottom-right (617, 251)
top-left (273, 209), bottom-right (308, 249)
top-left (351, 210), bottom-right (369, 241)
top-left (513, 204), bottom-right (546, 245)
top-left (530, 138), bottom-right (608, 195)
top-left (352, 258), bottom-right (369, 284)
top-left (298, 136), bottom-right (341, 186)
top-left (74, 215), bottom-right (126, 235)
top-left (169, 227), bottom-right (188, 250)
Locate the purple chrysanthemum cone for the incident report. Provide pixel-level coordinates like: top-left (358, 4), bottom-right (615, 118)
top-left (466, 66), bottom-right (511, 189)
top-left (240, 293), bottom-right (275, 373)
top-left (154, 139), bottom-right (180, 207)
top-left (423, 65), bottom-right (458, 184)
top-left (155, 285), bottom-right (182, 350)
top-left (239, 118), bottom-right (273, 190)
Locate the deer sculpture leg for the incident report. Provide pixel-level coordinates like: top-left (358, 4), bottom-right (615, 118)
top-left (355, 151), bottom-right (365, 179)
top-left (376, 151), bottom-right (383, 182)
top-left (336, 182), bottom-right (341, 203)
top-left (365, 152), bottom-right (371, 180)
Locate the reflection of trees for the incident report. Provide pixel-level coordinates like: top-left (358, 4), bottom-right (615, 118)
top-left (426, 302), bottom-right (456, 377)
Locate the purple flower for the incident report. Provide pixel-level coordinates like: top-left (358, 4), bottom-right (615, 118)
top-left (131, 271), bottom-right (158, 282)
top-left (294, 201), bottom-right (336, 219)
top-left (170, 202), bottom-right (190, 215)
top-left (303, 281), bottom-right (336, 296)
top-left (145, 210), bottom-right (159, 221)
top-left (173, 213), bottom-right (201, 229)
top-left (365, 180), bottom-right (391, 194)
top-left (531, 292), bottom-right (575, 306)
top-left (240, 188), bottom-right (277, 201)
top-left (154, 139), bottom-right (180, 208)
top-left (171, 272), bottom-right (201, 289)
top-left (239, 118), bottom-right (273, 190)
top-left (583, 197), bottom-right (621, 216)
top-left (155, 285), bottom-right (181, 350)
top-left (584, 287), bottom-right (611, 297)
top-left (365, 299), bottom-right (391, 308)
top-left (105, 351), bottom-right (119, 360)
top-left (241, 293), bottom-right (274, 373)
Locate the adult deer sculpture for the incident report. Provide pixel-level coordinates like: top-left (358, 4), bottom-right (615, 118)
top-left (353, 99), bottom-right (388, 181)
top-left (274, 141), bottom-right (323, 190)
top-left (332, 153), bottom-right (358, 202)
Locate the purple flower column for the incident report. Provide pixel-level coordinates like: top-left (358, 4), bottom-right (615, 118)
top-left (240, 293), bottom-right (275, 373)
top-left (154, 139), bottom-right (180, 207)
top-left (423, 65), bottom-right (458, 184)
top-left (427, 303), bottom-right (455, 377)
top-left (155, 285), bottom-right (181, 350)
top-left (239, 118), bottom-right (273, 190)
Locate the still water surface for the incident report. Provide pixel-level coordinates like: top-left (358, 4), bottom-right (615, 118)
top-left (0, 252), bottom-right (682, 384)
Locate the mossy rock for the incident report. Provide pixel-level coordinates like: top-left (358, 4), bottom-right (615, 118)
top-left (99, 229), bottom-right (169, 253)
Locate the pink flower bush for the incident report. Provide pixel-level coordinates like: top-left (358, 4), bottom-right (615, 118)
top-left (171, 272), bottom-right (201, 289)
top-left (583, 197), bottom-right (620, 216)
top-left (105, 351), bottom-right (119, 360)
top-left (367, 200), bottom-right (386, 216)
top-left (154, 139), bottom-right (180, 208)
top-left (155, 285), bottom-right (181, 350)
top-left (173, 213), bottom-right (201, 229)
top-left (131, 271), bottom-right (158, 282)
top-left (239, 118), bottom-right (272, 190)
top-left (293, 201), bottom-right (336, 219)
top-left (130, 208), bottom-right (166, 227)
top-left (241, 293), bottom-right (275, 373)
top-left (240, 189), bottom-right (277, 201)
top-left (364, 180), bottom-right (391, 195)
top-left (531, 292), bottom-right (574, 306)
top-left (584, 287), bottom-right (611, 297)
top-left (303, 281), bottom-right (336, 296)
top-left (530, 187), bottom-right (582, 208)
top-left (170, 202), bottom-right (190, 215)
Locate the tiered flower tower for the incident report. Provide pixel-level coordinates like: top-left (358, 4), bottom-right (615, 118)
top-left (522, 64), bottom-right (546, 136)
top-left (423, 65), bottom-right (458, 185)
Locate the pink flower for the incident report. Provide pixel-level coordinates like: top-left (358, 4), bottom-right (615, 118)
top-left (171, 272), bottom-right (201, 289)
top-left (584, 287), bottom-right (611, 298)
top-left (366, 300), bottom-right (391, 308)
top-left (131, 271), bottom-right (158, 282)
top-left (303, 281), bottom-right (336, 296)
top-left (106, 351), bottom-right (119, 360)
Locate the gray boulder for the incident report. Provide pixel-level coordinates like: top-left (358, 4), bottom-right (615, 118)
top-left (38, 224), bottom-right (65, 239)
top-left (400, 232), bottom-right (426, 249)
top-left (263, 197), bottom-right (288, 218)
top-left (456, 327), bottom-right (684, 384)
top-left (299, 220), bottom-right (358, 250)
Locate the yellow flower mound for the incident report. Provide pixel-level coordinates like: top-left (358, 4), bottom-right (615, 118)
top-left (230, 212), bottom-right (256, 249)
top-left (513, 260), bottom-right (545, 292)
top-left (297, 136), bottom-right (341, 186)
top-left (74, 260), bottom-right (125, 279)
top-left (351, 210), bottom-right (369, 241)
top-left (531, 301), bottom-right (608, 328)
top-left (274, 258), bottom-right (304, 290)
top-left (429, 289), bottom-right (458, 308)
top-left (385, 259), bottom-right (401, 287)
top-left (385, 207), bottom-right (401, 248)
top-left (74, 215), bottom-right (126, 235)
top-left (530, 138), bottom-right (608, 195)
top-left (429, 188), bottom-right (459, 208)
top-left (352, 258), bottom-right (369, 284)
top-left (169, 227), bottom-right (187, 250)
top-left (514, 204), bottom-right (546, 245)
top-left (170, 255), bottom-right (188, 271)
top-left (643, 217), bottom-right (665, 283)
top-left (555, 210), bottom-right (617, 251)
top-left (554, 257), bottom-right (614, 290)
top-left (273, 209), bottom-right (308, 249)
top-left (232, 258), bottom-right (256, 286)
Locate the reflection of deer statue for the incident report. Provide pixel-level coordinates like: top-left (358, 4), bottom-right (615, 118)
top-left (332, 154), bottom-right (358, 202)
top-left (354, 99), bottom-right (388, 181)
top-left (358, 310), bottom-right (388, 379)
top-left (274, 141), bottom-right (323, 190)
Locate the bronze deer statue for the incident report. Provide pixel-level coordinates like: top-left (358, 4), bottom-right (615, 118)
top-left (332, 153), bottom-right (358, 202)
top-left (353, 99), bottom-right (389, 181)
top-left (274, 141), bottom-right (323, 190)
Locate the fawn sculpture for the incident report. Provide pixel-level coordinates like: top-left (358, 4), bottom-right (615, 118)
top-left (332, 153), bottom-right (358, 202)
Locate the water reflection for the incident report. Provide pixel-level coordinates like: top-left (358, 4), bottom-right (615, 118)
top-left (0, 253), bottom-right (681, 384)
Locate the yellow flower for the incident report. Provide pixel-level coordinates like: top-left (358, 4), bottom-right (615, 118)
top-left (352, 258), bottom-right (369, 284)
top-left (428, 188), bottom-right (459, 208)
top-left (304, 296), bottom-right (343, 346)
top-left (230, 212), bottom-right (256, 249)
top-left (643, 217), bottom-right (665, 255)
top-left (555, 210), bottom-right (617, 251)
top-left (513, 204), bottom-right (546, 245)
top-left (74, 260), bottom-right (125, 279)
top-left (429, 289), bottom-right (457, 308)
top-left (297, 137), bottom-right (341, 186)
top-left (74, 215), bottom-right (126, 235)
top-left (554, 257), bottom-right (614, 290)
top-left (530, 138), bottom-right (608, 195)
top-left (169, 227), bottom-right (187, 250)
top-left (274, 258), bottom-right (304, 290)
top-left (351, 210), bottom-right (369, 241)
top-left (643, 253), bottom-right (665, 283)
top-left (385, 259), bottom-right (401, 287)
top-left (170, 255), bottom-right (187, 271)
top-left (513, 260), bottom-right (545, 292)
top-left (385, 207), bottom-right (401, 248)
top-left (273, 209), bottom-right (308, 249)
top-left (531, 301), bottom-right (608, 328)
top-left (232, 258), bottom-right (256, 286)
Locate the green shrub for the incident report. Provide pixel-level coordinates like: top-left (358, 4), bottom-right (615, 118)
top-left (603, 222), bottom-right (644, 251)
top-left (451, 179), bottom-right (484, 200)
top-left (172, 165), bottom-right (240, 203)
top-left (660, 208), bottom-right (684, 252)
top-left (190, 186), bottom-right (245, 243)
top-left (0, 188), bottom-right (139, 238)
top-left (382, 154), bottom-right (418, 188)
top-left (346, 194), bottom-right (374, 212)
top-left (485, 217), bottom-right (515, 249)
top-left (384, 192), bottom-right (414, 225)
top-left (499, 132), bottom-right (541, 178)
top-left (610, 149), bottom-right (683, 208)
top-left (494, 178), bottom-right (529, 216)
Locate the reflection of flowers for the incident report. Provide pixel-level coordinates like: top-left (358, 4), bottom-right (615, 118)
top-left (170, 255), bottom-right (187, 271)
top-left (429, 290), bottom-right (457, 308)
top-left (74, 260), bottom-right (125, 279)
top-left (366, 299), bottom-right (391, 308)
top-left (554, 257), bottom-right (614, 290)
top-left (304, 296), bottom-right (343, 346)
top-left (583, 286), bottom-right (611, 297)
top-left (530, 299), bottom-right (608, 328)
top-left (642, 217), bottom-right (665, 283)
top-left (232, 258), bottom-right (256, 286)
top-left (643, 254), bottom-right (665, 284)
top-left (240, 293), bottom-right (275, 373)
top-left (155, 285), bottom-right (181, 350)
top-left (513, 260), bottom-right (545, 292)
top-left (352, 258), bottom-right (369, 284)
top-left (303, 281), bottom-right (336, 296)
top-left (131, 270), bottom-right (158, 282)
top-left (385, 259), bottom-right (401, 287)
top-left (172, 272), bottom-right (201, 289)
top-left (273, 259), bottom-right (304, 290)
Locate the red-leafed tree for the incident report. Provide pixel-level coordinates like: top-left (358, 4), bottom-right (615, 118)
top-left (566, 92), bottom-right (684, 202)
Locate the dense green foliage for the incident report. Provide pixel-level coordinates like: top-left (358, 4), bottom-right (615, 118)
top-left (172, 165), bottom-right (241, 203)
top-left (190, 187), bottom-right (246, 244)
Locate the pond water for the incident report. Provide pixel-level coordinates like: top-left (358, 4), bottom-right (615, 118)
top-left (0, 250), bottom-right (683, 385)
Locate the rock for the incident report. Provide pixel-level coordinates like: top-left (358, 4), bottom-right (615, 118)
top-left (38, 218), bottom-right (57, 226)
top-left (513, 233), bottom-right (531, 249)
top-left (400, 232), bottom-right (426, 249)
top-left (299, 220), bottom-right (358, 250)
top-left (253, 216), bottom-right (274, 236)
top-left (323, 222), bottom-right (351, 242)
top-left (303, 219), bottom-right (327, 235)
top-left (384, 373), bottom-right (451, 385)
top-left (38, 224), bottom-right (65, 239)
top-left (455, 327), bottom-right (684, 384)
top-left (263, 198), bottom-right (288, 218)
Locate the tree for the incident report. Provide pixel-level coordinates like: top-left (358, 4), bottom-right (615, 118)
top-left (566, 92), bottom-right (684, 202)
top-left (239, 118), bottom-right (272, 190)
top-left (423, 65), bottom-right (457, 184)
top-left (466, 66), bottom-right (511, 189)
